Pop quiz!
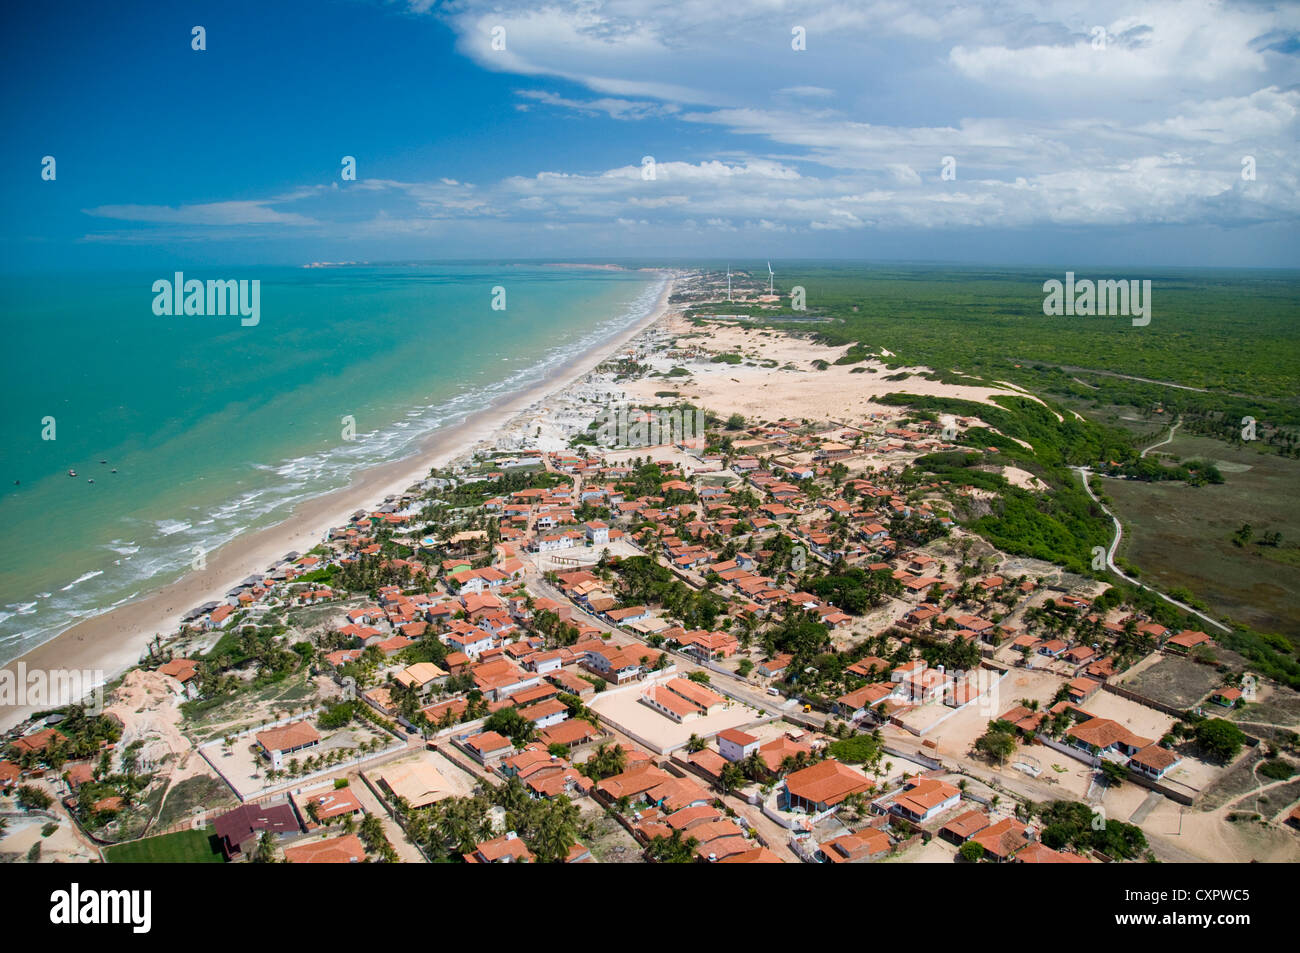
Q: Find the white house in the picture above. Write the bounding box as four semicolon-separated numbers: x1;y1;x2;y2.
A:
890;778;961;823
717;728;761;762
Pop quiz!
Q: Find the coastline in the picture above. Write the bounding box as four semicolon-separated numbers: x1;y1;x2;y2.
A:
0;271;677;731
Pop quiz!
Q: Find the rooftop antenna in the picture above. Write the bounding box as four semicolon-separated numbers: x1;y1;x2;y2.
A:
726;265;732;302
767;261;774;295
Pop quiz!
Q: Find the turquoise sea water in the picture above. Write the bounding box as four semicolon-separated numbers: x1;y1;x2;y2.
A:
0;264;664;662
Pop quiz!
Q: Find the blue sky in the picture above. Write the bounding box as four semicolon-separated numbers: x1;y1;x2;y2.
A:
3;0;1298;269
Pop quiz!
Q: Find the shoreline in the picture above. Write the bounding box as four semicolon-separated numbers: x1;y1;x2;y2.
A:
0;271;677;731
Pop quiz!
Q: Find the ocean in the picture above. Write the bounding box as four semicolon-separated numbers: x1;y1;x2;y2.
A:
0;263;665;663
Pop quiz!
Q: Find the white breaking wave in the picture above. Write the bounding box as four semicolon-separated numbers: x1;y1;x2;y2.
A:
60;570;104;591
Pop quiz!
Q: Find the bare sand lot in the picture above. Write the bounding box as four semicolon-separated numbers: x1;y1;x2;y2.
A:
1078;692;1175;743
908;703;1000;760
994;667;1064;712
1158;752;1226;792
888;835;957;864
1140;795;1300;863
368;748;481;801
1015;744;1097;799
588;681;769;754
1115;653;1222;709
624;318;1047;426
0;813;98;863
529;539;642;573
203;721;396;801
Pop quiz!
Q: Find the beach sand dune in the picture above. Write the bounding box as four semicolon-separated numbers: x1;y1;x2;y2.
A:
623;318;1043;423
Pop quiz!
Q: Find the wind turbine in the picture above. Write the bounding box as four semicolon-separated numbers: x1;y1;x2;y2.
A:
766;261;774;295
726;265;732;302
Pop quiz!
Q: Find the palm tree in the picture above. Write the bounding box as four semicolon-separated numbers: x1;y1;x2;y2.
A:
718;762;745;795
531;796;580;863
251;831;278;863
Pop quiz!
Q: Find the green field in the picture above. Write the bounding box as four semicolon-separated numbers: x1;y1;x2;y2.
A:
104;827;226;864
1104;432;1300;634
689;263;1300;663
713;263;1300;426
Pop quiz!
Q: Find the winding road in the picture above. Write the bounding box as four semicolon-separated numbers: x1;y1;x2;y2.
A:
1073;465;1230;634
1140;416;1181;458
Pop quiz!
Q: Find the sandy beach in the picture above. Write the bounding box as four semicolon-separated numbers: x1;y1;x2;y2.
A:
0;271;677;731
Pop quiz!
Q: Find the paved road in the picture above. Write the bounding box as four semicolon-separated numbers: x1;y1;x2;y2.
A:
522;567;808;718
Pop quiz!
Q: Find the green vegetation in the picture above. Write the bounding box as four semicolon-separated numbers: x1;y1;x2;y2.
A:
975;722;1018;765
611;555;728;629
888;394;1121;574
694;264;1300;651
749;264;1299;423
1037;800;1149;860
156;775;236;829
104;828;225;864
580;743;628;782
646;828;699;863
1102;431;1300;641
1194;718;1247;762
393;777;587;863
185;623;306;705
318;700;360;730
16;785;52;811
5;707;122;771
1100;760;1129;786
826;732;882;765
806;565;902;614
442;467;569;510
483;707;537;747
1259;757;1295;781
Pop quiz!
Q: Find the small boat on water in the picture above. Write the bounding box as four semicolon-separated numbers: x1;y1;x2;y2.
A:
68;469;77;477
88;479;94;484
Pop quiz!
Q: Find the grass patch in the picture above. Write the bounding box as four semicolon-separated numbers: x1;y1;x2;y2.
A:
104;827;225;863
1105;433;1300;636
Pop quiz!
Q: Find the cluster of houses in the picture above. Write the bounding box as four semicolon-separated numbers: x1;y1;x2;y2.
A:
9;401;1260;867
997;700;1183;780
